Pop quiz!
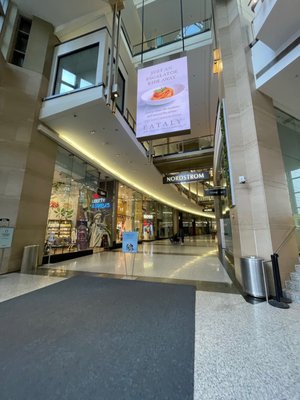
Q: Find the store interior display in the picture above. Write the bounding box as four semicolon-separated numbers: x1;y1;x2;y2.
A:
44;148;192;256
143;217;154;240
116;184;135;243
45;147;114;255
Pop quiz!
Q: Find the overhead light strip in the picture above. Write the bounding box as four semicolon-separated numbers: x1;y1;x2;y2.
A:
59;134;215;219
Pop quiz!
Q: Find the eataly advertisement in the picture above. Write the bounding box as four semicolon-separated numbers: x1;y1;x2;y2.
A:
136;56;191;140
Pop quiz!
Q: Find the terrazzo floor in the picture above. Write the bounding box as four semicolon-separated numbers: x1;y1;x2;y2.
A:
0;236;299;399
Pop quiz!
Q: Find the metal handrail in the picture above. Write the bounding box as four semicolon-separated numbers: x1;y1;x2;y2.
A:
178;185;207;204
274;225;296;255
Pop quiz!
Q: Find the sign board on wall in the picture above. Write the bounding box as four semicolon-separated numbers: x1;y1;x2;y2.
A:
0;227;14;248
91;195;111;209
136;56;191;140
143;214;154;219
204;188;226;196
203;207;215;212
163;171;210;184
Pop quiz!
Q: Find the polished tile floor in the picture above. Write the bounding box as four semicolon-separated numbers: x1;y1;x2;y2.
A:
42;237;232;284
0;236;299;400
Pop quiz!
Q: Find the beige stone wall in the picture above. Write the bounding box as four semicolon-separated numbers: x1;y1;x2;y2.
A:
214;0;298;286
0;62;57;273
0;11;58;273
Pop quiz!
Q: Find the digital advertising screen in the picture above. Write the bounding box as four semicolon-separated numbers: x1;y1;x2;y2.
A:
136;56;191;140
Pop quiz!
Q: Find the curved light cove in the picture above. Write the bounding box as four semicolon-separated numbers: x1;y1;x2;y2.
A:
60;134;215;219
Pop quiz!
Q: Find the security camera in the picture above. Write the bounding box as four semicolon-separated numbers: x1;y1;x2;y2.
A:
238;176;246;184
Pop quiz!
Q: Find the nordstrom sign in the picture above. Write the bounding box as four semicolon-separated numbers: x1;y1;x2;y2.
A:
163;171;210;184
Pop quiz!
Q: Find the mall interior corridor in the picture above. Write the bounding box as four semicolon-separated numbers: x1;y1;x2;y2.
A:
1;0;300;398
0;237;299;399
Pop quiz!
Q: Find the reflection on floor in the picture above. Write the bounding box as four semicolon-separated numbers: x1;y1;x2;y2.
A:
0;236;299;399
42;237;232;286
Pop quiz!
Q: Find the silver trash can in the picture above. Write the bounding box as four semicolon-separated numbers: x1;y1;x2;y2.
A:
240;256;266;298
21;245;39;273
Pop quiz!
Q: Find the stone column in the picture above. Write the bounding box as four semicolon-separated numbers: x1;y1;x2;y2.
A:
0;15;57;273
213;0;298;285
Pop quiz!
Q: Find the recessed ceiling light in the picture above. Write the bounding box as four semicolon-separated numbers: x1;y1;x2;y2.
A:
90;130;96;135
115;154;120;157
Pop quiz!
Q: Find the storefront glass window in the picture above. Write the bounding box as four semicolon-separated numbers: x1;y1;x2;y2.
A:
116;184;135;243
142;197;156;240
277;108;300;251
0;0;8;33
116;184;144;243
133;191;143;240
45;147;114;255
157;204;173;238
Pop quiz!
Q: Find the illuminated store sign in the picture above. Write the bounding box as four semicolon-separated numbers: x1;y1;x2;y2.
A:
163;171;210;184
203;207;215;212
136;56;191;140
143;214;154;219
91;197;111;209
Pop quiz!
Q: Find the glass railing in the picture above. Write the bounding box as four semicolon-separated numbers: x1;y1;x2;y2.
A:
132;18;211;56
175;184;212;205
152;135;214;157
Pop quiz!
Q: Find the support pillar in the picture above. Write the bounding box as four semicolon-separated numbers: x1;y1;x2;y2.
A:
214;0;298;285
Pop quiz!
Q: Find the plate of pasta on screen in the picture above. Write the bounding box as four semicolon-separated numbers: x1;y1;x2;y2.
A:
141;83;185;106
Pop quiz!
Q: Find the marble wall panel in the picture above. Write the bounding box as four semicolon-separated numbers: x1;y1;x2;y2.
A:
242;143;263;183
239;108;258;147
234;186;255;226
222;84;241;115
259;146;290;186
0;197;20;226
264;185;295;227
0;142;29;169
214;0;298;286
3;169;25;197
227;114;245;149
248;184;270;229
